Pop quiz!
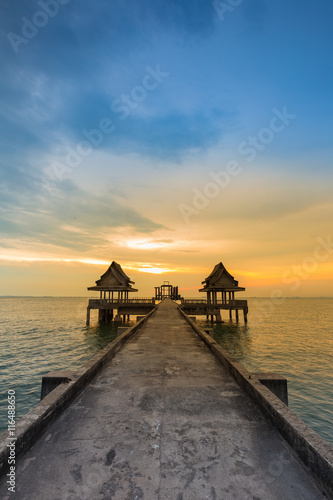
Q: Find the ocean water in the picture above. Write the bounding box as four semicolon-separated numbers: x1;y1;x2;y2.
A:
0;297;332;447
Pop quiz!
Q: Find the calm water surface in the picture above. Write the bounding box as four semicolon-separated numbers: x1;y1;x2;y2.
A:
0;297;332;446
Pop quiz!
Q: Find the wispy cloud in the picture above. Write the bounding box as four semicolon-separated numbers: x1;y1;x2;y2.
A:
0;169;165;254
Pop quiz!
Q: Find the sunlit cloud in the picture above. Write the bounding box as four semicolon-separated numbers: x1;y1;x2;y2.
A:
125;262;195;275
136;265;173;274
0;253;109;266
117;239;174;250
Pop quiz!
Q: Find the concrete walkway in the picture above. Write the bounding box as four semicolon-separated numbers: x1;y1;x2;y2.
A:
0;299;325;499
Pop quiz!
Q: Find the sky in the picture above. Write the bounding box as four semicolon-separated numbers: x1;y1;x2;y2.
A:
0;0;333;297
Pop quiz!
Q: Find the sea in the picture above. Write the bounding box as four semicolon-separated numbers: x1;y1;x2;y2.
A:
0;297;332;446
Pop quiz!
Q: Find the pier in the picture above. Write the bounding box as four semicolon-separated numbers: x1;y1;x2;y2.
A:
1;299;332;499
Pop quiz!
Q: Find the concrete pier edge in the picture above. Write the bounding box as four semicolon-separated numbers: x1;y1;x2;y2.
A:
0;306;158;477
177;305;333;497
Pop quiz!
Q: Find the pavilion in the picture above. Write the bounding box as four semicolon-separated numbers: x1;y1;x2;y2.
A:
86;261;155;324
180;262;248;323
87;261;138;303
199;262;245;305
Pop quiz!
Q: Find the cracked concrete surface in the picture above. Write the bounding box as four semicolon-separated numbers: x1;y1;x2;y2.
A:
0;299;327;499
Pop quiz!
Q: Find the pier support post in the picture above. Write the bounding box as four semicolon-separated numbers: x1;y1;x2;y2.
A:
235;309;239;322
253;373;288;406
229;309;232;320
244;309;248;323
114;314;123;323
41;370;73;400
86;307;90;326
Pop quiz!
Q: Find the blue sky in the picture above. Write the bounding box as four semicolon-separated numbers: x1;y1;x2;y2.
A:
1;0;333;296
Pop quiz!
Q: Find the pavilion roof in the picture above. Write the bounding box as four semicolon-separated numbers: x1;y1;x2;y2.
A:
87;261;138;292
199;262;245;292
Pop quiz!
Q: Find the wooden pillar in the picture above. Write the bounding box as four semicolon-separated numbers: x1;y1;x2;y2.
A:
105;309;112;322
235;309;239;322
98;308;104;322
86;307;90;326
229;309;232;320
244;309;248;323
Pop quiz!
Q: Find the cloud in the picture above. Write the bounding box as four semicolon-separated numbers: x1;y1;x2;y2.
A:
0;167;165;253
0;0;227;166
